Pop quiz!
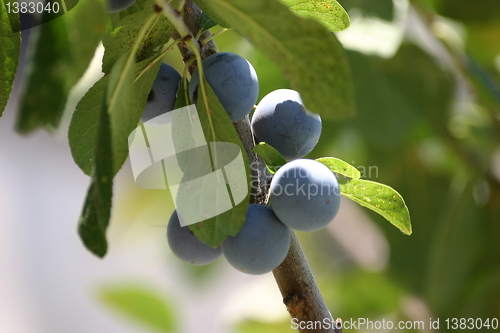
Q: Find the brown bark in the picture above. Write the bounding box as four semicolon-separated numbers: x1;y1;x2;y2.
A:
273;232;342;333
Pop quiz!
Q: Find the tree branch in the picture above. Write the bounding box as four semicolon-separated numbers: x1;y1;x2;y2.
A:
161;1;341;331
274;232;342;333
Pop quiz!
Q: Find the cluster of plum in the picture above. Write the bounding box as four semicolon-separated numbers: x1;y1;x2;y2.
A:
142;52;341;274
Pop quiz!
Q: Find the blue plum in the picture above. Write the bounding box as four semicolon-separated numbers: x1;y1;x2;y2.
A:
270;159;340;231
108;0;136;13
167;210;222;265
222;204;290;275
189;52;259;122
251;89;322;160
141;63;182;124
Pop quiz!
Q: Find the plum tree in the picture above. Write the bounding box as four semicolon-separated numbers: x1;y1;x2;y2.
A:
141;63;181;124
189;52;259;122
167;210;222;265
222;204;290;275
107;0;137;13
251;89;322;160
270;159;340;231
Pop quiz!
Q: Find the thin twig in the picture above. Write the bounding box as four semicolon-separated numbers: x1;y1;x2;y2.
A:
200;27;231;46
135;40;180;82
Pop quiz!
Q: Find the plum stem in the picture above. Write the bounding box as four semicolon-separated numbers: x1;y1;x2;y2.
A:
135;39;180;83
200;27;231;46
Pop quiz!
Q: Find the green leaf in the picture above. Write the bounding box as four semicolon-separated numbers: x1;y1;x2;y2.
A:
185;77;250;247
106;53;137;173
316;157;361;179
102;0;171;74
280;0;350;31
78;92;113;258
76;56;154;255
0;0;20;117
77;51;160;257
108;46;163;175
15;0;105;133
253;142;286;174
199;12;218;34
339;178;412;235
193;0;354;119
69;76;108;175
174;79;190;110
98;284;177;333
69;58;162;176
76;14;164;256
193;0;231;28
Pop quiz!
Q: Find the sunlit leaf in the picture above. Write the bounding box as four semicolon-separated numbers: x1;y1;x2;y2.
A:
339;178;412;235
281;0;350;31
316;157;361;179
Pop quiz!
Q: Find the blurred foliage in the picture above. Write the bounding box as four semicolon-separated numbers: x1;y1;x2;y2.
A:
0;0;20;117
344;45;453;152
338;0;394;21
419;0;500;76
434;0;500;23
15;0;105;133
327;269;403;318
98;284;178;333
236;319;294;333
